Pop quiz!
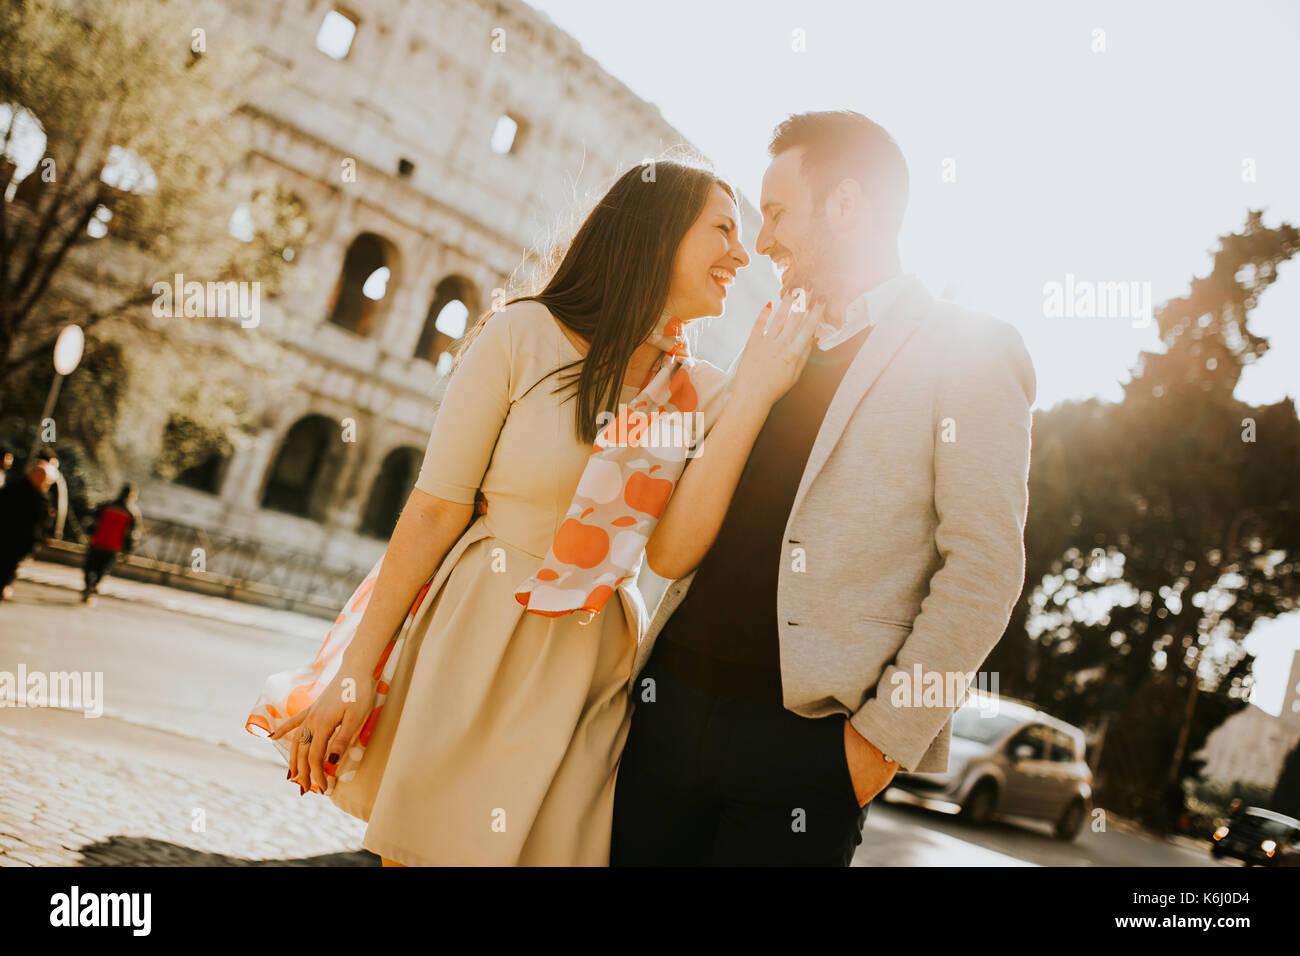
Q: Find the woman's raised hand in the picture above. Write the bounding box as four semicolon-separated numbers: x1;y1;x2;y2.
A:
731;289;824;409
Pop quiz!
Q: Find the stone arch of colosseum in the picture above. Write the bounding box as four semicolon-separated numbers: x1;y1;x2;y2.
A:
414;273;481;367
358;444;425;540
323;230;403;338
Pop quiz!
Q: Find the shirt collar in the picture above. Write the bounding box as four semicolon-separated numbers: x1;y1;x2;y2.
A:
814;272;917;351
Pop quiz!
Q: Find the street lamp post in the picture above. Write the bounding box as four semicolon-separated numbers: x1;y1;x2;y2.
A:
26;323;84;463
27;324;85;540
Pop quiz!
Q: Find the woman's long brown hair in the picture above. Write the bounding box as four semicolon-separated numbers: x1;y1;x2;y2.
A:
452;157;736;444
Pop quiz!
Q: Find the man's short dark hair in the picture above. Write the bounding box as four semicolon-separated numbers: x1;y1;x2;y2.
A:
768;110;909;238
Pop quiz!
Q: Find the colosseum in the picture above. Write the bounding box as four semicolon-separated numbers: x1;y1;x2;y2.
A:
89;0;775;612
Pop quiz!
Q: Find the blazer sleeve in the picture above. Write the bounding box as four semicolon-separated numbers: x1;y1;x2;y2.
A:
413;308;515;504
848;319;1037;771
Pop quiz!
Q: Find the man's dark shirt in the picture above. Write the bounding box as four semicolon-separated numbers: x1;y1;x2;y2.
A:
654;321;873;705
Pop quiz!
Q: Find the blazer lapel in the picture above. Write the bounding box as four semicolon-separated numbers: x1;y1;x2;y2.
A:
786;278;933;522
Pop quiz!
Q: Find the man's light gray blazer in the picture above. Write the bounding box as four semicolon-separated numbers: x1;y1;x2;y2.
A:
630;277;1036;773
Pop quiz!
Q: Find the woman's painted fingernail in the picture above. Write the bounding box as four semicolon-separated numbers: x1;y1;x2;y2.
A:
764;301;772;310
286;768;292;780
328;753;340;764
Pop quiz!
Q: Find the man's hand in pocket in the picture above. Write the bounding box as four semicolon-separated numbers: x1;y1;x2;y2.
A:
844;719;899;807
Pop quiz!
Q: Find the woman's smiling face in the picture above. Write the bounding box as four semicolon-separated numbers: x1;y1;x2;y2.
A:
664;184;751;322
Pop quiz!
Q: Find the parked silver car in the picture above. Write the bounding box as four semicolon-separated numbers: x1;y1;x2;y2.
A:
885;695;1094;840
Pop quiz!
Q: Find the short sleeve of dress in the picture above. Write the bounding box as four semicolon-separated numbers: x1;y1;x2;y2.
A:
413;308;514;503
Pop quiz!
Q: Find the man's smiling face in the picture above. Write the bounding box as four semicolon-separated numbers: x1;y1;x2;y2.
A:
756;146;832;301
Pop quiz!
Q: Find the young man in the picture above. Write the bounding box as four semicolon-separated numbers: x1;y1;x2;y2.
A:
612;110;1037;866
81;483;143;604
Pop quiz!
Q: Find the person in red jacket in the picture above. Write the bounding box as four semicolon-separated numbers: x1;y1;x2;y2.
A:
82;483;142;604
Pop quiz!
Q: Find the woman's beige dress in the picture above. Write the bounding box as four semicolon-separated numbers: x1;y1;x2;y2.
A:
327;302;654;866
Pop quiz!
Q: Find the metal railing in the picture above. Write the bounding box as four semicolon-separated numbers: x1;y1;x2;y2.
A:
39;514;374;618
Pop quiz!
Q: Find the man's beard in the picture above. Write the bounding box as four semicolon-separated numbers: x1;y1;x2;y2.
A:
780;257;824;305
779;224;830;304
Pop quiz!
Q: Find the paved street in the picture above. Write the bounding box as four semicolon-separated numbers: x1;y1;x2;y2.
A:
868;790;1221;867
0;707;371;866
0;560;1226;866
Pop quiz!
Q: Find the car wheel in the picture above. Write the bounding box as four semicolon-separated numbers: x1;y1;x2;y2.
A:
1054;797;1086;841
960;780;997;826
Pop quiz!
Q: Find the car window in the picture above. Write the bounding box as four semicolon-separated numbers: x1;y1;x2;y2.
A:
1007;725;1046;759
1049;729;1076;762
1241;811;1300;837
952;706;1022;744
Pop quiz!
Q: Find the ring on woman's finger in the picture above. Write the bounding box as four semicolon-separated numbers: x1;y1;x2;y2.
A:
299;728;313;744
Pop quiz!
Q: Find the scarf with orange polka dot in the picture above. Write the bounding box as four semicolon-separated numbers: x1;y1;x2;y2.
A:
513;310;732;621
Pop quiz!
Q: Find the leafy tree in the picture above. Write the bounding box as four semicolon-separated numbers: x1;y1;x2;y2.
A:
0;0;310;498
986;211;1300;826
0;0;308;395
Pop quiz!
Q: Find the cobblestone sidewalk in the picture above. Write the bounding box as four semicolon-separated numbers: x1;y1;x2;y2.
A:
0;708;373;866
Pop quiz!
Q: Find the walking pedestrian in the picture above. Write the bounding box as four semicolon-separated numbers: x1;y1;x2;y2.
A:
81;482;143;604
0;450;59;601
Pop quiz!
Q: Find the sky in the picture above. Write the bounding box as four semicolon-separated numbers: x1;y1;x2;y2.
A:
525;0;1300;717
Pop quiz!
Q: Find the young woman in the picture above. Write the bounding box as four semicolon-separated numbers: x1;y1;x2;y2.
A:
258;159;821;865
